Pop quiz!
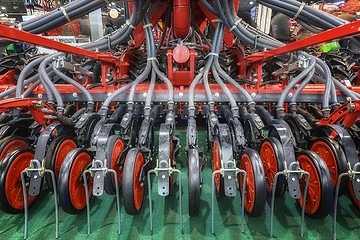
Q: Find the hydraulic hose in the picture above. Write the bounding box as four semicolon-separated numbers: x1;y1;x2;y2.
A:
290;68;315;105
16;56;46;97
277;57;316;112
52;64;94;111
144;69;156;117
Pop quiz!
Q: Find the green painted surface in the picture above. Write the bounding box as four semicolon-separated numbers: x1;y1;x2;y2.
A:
0;126;359;239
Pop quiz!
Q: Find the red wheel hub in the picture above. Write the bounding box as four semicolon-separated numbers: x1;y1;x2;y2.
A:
5;151;36;211
54;139;77;181
110;138;125;188
239;153;255;213
133;151;145;211
297;154;321;215
0;139;29;161
259;141;278;192
311;140;337;186
69;151;93;211
212;140;221;193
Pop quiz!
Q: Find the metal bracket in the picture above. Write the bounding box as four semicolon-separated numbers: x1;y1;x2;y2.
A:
82;168;121;235
284;162;302;199
91;160;106;196
211;168;246;234
223;161;237;197
270;162;310;237
27;159;44;196
21;167;58;239
346;162;360;200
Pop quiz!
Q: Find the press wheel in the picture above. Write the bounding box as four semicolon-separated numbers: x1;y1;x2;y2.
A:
259;137;286;197
45;135;77;192
0;136;29;161
0;149;39;213
296;150;333;218
122;148;145;215
58;148;93;214
310;137;347;194
188;149;201;216
239;149;266;217
104;135;125;195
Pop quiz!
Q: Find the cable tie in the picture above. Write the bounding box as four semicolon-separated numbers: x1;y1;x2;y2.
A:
230;19;242;32
293;2;306;20
205;52;219;59
18;23;22;30
143;23;153;29
60;7;71;22
126;20;136;29
211;19;222;23
147;57;159;64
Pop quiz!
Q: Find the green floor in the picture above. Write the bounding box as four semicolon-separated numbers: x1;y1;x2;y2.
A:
0;126;360;239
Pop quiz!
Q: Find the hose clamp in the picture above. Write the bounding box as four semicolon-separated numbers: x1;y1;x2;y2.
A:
143;23;153;29
211;19;222;23
60;7;71;22
147;57;159;64
230;18;242;32
293;2;306;20
126;20;136;30
205;52;219;59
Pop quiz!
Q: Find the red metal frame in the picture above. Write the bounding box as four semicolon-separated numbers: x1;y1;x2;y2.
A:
242;20;360;65
0;98;55;125
239;20;360;85
317;100;360;128
0;25;117;64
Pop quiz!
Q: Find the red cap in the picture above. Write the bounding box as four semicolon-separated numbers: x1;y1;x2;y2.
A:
173;45;190;64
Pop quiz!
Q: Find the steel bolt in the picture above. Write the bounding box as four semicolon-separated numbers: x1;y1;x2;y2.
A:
291;177;295;182
34;175;38;179
162;175;166;179
72;92;78;98
228;175;232;180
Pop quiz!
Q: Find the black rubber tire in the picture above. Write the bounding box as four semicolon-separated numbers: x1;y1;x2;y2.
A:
0;135;29;161
104;135;125;195
296;150;333;219
310;137;348;196
188;149;201;216
58;148;92;214
0;149;41;213
239;148;267;217
122;148;145;215
259;137;286;198
45;135;77;192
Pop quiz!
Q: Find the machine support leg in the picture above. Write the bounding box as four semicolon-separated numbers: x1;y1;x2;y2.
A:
21;168;58;239
82;168;121;235
148;168;183;232
270;170;310;238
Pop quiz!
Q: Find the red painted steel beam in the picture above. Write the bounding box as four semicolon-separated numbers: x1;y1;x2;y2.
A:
0;98;55;125
317;100;360;127
244;20;360;64
0;25;118;64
